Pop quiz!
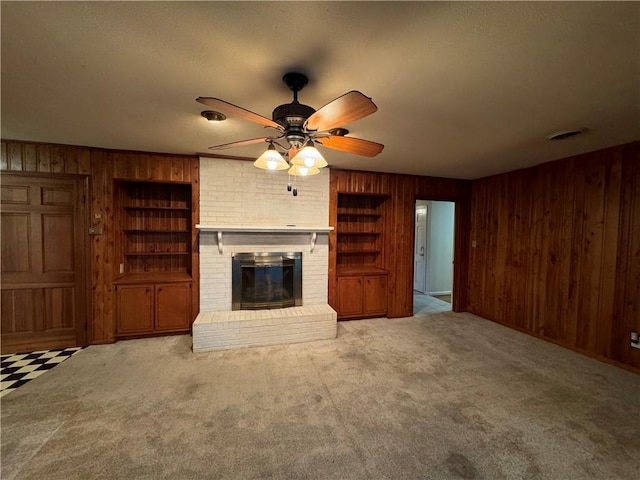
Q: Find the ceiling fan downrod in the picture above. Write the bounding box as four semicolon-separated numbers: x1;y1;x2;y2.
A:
272;73;316;147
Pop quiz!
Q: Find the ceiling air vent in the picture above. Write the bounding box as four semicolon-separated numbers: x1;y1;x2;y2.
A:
545;128;588;141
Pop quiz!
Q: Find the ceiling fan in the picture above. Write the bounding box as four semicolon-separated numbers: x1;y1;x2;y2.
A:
196;72;384;175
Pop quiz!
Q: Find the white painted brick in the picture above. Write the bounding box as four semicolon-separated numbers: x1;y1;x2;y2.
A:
196;158;333;351
198;157;330;312
192;305;337;352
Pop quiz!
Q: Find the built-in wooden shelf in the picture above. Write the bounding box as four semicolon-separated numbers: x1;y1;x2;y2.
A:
114;272;192;285
123;229;190;233
336;266;389;276
124;206;190;211
125;252;190;256
337;249;382;255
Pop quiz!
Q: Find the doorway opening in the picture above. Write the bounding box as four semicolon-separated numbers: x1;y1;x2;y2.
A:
413;200;455;314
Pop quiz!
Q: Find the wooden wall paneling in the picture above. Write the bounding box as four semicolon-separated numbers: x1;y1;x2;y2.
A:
540;163;560;340
467;181;486;315
113;152;137;179
23;143;37;172
613;146;640;367
596;155;623;359
0;142;7;170
78;149;91;175
575;153;609;354
51;144;65;173
36;143;52;172
0;141;92;175
552;160;577;345
506;171;530;330
61;145;78;174
386;174;415;318
7;142;23;171
1;140;200;344
468;142;639;371
89;149;115;343
333;168;391;195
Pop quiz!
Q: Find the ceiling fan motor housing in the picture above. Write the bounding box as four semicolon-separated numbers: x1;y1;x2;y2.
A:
272;103;316;147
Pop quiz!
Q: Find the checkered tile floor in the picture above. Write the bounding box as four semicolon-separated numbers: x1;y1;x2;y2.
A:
0;347;83;398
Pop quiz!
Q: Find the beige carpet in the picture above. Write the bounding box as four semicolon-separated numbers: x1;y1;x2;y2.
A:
2;311;639;479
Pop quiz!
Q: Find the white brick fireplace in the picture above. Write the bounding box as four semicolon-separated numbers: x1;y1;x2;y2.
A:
193;158;337;351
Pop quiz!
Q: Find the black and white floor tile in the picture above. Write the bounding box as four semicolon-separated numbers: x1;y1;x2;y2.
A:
0;347;83;398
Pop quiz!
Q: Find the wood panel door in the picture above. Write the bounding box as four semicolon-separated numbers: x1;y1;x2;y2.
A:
1;174;89;353
336;276;363;317
413;204;427;293
363;276;388;315
155;283;191;332
116;285;154;335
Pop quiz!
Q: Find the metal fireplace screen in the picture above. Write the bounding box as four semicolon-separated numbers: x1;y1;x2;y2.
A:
231;252;302;310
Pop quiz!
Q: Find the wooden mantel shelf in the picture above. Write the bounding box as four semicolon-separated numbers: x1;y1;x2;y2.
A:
196;224;334;253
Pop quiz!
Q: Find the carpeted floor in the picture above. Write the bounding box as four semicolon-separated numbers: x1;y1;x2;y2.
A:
1;311;639;480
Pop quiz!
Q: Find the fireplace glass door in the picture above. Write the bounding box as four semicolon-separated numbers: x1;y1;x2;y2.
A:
232;252;302;310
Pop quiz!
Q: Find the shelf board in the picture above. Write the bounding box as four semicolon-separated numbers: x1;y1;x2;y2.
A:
125;252;191;256
337;249;381;255
124;206;190;211
336;266;389;276
337;212;382;218
123;229;190;233
114;272;192;284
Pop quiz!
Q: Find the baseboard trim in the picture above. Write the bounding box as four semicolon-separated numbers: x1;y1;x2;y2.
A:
428;291;452;296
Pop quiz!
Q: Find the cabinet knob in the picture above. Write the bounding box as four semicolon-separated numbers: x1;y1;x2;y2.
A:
145;288;150;293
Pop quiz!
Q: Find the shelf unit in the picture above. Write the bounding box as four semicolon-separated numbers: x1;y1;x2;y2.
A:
336;193;389;275
113;181;194;337
115;181;193;277
333;192;390;319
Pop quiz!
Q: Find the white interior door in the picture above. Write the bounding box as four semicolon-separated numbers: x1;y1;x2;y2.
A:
413;205;427;293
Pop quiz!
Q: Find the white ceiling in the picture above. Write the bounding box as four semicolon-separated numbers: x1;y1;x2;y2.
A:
2;2;638;179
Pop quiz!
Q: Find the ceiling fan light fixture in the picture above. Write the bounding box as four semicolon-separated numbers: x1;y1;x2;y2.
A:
288;164;320;176
254;143;289;170
201;110;226;122
328;128;349;136
290;141;328;169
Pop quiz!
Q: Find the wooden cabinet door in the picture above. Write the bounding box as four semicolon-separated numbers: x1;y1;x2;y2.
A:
363;276;388;315
336;276;363;317
116;285;154;335
155;283;191;331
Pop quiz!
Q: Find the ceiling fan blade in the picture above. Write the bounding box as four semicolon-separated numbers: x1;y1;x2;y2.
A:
317;136;384;157
208;137;271;150
197;97;281;129
304;91;377;132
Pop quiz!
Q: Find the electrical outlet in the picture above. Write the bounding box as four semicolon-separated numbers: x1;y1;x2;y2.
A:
119;263;125;274
631;332;640;349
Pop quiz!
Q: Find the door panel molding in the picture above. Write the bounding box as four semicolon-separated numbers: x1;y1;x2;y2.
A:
1;173;89;353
